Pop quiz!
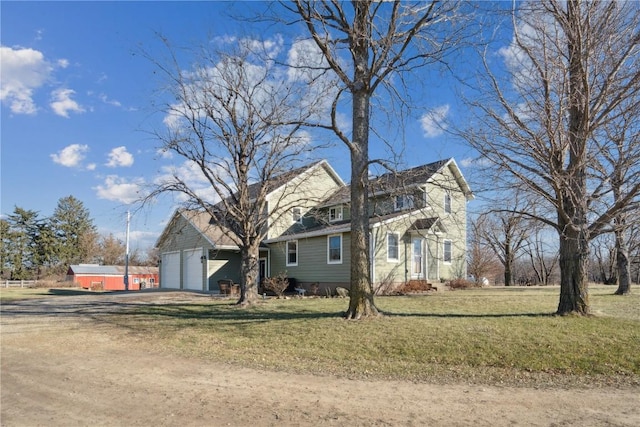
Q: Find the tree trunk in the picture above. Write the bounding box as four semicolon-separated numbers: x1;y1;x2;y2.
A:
504;247;513;286
237;244;260;306
345;132;379;319
345;0;380;320
614;228;631;295
557;228;590;315
556;0;590;316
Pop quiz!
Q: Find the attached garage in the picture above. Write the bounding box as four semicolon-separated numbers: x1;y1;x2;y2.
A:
183;248;204;291
161;251;180;289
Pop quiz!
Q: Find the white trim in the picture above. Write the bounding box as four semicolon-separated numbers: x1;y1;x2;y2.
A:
443;239;452;264
444;192;452;214
329;205;343;222
292;207;302;224
386;232;399;262
327;234;343;264
286;240;298;267
412;237;424;278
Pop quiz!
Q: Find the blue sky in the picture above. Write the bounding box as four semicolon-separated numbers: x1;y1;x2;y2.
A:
1;1;490;253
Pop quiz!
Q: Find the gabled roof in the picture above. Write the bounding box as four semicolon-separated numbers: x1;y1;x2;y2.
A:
155;209;241;250
215;159;344;209
320;158;473;206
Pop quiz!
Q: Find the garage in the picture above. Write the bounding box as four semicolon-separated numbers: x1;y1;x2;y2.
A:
183;248;204;291
161;251;180;289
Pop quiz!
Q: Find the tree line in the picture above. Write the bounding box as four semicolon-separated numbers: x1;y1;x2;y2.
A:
0;196;156;281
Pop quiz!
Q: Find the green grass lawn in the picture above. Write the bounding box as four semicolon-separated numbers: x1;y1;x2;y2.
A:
100;285;639;387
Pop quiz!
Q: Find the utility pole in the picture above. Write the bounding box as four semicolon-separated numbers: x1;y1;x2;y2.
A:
124;210;130;291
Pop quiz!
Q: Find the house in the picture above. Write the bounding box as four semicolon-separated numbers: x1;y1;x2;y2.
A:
155;160;345;291
67;264;159;291
156;158;473;293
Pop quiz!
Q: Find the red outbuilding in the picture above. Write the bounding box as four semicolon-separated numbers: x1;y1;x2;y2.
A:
67;264;159;291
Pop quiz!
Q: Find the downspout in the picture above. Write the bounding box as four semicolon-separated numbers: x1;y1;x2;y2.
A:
369;233;376;288
404;239;408;284
436;235;440;281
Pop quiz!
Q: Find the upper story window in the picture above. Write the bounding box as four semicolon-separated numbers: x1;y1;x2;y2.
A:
443;239;452;264
387;233;399;262
327;234;343;264
394;194;414;212
329;206;343;222
444;193;452;214
292;207;302;224
286;240;298;266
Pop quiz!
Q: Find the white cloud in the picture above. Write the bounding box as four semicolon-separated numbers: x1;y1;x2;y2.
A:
106;146;134;168
420;104;450;138
94;175;143;204
156;148;173;159
460;157;492;168
287;39;328;82
57;58;69;68
50;144;90;168
154;160;221;204
99;93;122;107
50;88;85;117
0;46;53;115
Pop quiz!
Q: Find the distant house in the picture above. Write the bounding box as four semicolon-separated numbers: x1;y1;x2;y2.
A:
67;264;159;291
156;158;473;294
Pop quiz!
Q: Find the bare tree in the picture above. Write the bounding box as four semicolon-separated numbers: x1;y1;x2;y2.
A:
146;36;334;306
474;207;529;287
594;103;640;294
461;1;640;314
285;0;467;319
468;215;503;285
521;224;559;286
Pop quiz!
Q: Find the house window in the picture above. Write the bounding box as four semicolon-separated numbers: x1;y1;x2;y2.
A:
387;233;399;261
329;206;343;222
394;194;414;211
292;207;302;224
443;239;452;264
327;234;342;264
444;193;452;214
286;240;298;266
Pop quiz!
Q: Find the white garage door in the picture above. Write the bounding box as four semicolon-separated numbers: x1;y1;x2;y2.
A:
161;251;180;289
183;248;203;291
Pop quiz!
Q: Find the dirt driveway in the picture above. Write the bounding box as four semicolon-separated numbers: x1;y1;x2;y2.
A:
2;291;639;426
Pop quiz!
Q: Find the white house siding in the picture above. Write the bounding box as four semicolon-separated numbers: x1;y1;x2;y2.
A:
267;165;343;240
426;165;468;280
370;223;407;289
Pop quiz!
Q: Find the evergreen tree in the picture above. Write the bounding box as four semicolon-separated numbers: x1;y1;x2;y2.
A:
50;196;99;272
5;207;40;279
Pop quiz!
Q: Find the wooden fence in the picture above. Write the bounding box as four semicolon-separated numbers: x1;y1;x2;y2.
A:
2;280;37;288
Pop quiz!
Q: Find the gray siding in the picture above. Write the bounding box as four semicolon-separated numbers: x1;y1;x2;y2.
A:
271;233;351;289
207;251;241;291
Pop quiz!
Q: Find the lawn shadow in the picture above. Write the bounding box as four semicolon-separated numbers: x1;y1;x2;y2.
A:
382;311;556;319
47;289;97;297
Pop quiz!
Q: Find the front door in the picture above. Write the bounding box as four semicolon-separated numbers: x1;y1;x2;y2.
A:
259;258;267;285
412;238;423;278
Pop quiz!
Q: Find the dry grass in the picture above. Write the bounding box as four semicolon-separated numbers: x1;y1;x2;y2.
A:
88;284;640;388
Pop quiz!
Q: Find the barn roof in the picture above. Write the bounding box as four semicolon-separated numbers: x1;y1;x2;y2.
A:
68;264;158;275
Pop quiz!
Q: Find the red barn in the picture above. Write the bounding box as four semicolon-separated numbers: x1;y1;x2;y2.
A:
67;264;159;291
